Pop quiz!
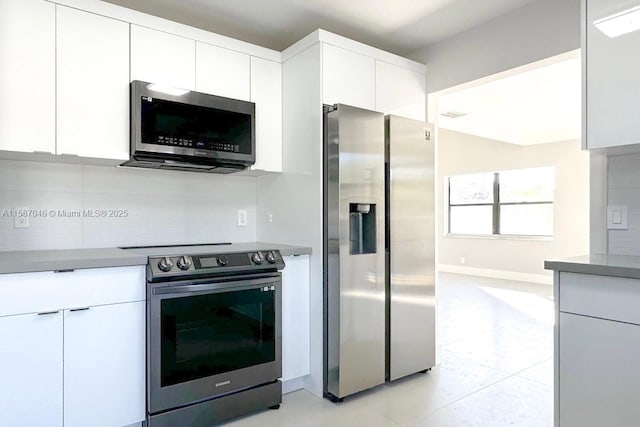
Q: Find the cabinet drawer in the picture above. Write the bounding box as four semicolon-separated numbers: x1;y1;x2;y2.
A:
559;272;640;325
0;266;145;317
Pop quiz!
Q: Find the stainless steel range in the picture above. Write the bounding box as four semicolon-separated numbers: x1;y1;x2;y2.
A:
123;244;284;427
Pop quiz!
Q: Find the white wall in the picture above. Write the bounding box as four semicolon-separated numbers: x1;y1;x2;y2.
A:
410;0;580;95
438;130;589;282
0;159;257;250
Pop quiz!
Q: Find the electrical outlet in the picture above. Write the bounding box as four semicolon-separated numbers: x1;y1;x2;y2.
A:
14;208;29;229
460;257;465;265
237;209;248;227
268;212;273;223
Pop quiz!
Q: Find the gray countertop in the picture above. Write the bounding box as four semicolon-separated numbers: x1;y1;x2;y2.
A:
121;242;312;258
0;242;312;275
0;248;148;275
545;254;640;279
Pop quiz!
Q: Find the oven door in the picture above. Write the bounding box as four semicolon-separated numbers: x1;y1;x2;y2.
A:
148;273;282;415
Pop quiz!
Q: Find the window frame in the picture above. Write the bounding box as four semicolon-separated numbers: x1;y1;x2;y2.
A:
447;169;554;237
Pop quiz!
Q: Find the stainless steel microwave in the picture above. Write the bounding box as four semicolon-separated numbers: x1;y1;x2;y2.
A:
122;80;255;173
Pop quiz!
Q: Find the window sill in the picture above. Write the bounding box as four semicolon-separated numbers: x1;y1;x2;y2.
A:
445;233;554;242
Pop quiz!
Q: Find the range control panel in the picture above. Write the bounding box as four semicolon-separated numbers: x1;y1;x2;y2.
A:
148;250;284;282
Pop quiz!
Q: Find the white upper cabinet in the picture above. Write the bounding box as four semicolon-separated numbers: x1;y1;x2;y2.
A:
56;6;130;160
0;0;55;154
585;0;640;149
322;44;375;110
131;25;196;90
375;60;425;121
196;42;250;100
250;57;282;172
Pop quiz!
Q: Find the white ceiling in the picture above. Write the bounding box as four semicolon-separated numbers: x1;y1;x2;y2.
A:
436;55;581;145
102;0;537;55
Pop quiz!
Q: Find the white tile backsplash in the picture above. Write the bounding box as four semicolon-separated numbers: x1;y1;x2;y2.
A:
81;192;187;247
0;160;83;193
608;153;640;255
608;155;640;190
0;189;83;250
0;160;257;250
82;165;187;195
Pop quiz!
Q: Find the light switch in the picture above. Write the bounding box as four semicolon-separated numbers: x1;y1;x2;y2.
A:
612;209;622;224
607;205;628;230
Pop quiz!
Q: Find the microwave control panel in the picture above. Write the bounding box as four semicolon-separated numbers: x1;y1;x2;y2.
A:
154;136;240;153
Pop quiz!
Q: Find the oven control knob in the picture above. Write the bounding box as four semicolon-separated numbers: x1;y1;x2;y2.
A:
217;255;229;266
252;252;263;264
177;256;192;270
157;257;173;272
265;252;276;264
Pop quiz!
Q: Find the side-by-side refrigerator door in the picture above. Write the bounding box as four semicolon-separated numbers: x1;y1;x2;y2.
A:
326;104;386;399
386;116;436;381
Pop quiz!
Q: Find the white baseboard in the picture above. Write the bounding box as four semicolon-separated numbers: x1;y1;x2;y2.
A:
282;376;306;394
438;264;553;285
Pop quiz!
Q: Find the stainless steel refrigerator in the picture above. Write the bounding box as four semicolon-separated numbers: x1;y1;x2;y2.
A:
385;115;436;382
323;104;435;401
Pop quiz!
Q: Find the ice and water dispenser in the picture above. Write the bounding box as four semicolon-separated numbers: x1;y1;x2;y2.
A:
349;203;377;255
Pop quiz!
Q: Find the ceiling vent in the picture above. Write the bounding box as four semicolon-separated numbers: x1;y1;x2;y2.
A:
440;111;468;119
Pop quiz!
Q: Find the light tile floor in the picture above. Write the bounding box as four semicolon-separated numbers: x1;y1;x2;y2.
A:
226;273;554;427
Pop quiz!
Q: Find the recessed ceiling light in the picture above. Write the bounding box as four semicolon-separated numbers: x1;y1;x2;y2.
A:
440;111;468;119
594;5;640;38
146;83;190;96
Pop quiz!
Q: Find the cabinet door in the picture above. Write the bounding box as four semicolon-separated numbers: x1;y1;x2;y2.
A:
64;302;145;427
559;312;640;426
251;57;283;172
131;25;195;90
281;255;310;381
586;0;640;148
196;42;250;100
322;44;375;110
0;312;62;427
375;60;425;121
56;6;130;159
0;0;55;154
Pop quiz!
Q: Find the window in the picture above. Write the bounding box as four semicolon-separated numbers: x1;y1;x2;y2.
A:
448;167;554;237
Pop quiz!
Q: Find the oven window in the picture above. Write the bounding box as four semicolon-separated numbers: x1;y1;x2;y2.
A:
160;286;276;387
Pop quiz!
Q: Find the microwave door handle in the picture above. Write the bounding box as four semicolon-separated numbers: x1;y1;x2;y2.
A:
162;160;213;169
153;277;277;296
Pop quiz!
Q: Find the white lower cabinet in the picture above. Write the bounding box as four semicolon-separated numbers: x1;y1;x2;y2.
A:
0;311;63;427
281;255;310;382
559;312;640;427
0;267;145;427
64;302;145;427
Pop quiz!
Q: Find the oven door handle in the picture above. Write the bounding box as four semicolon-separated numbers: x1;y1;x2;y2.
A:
153;276;278;296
